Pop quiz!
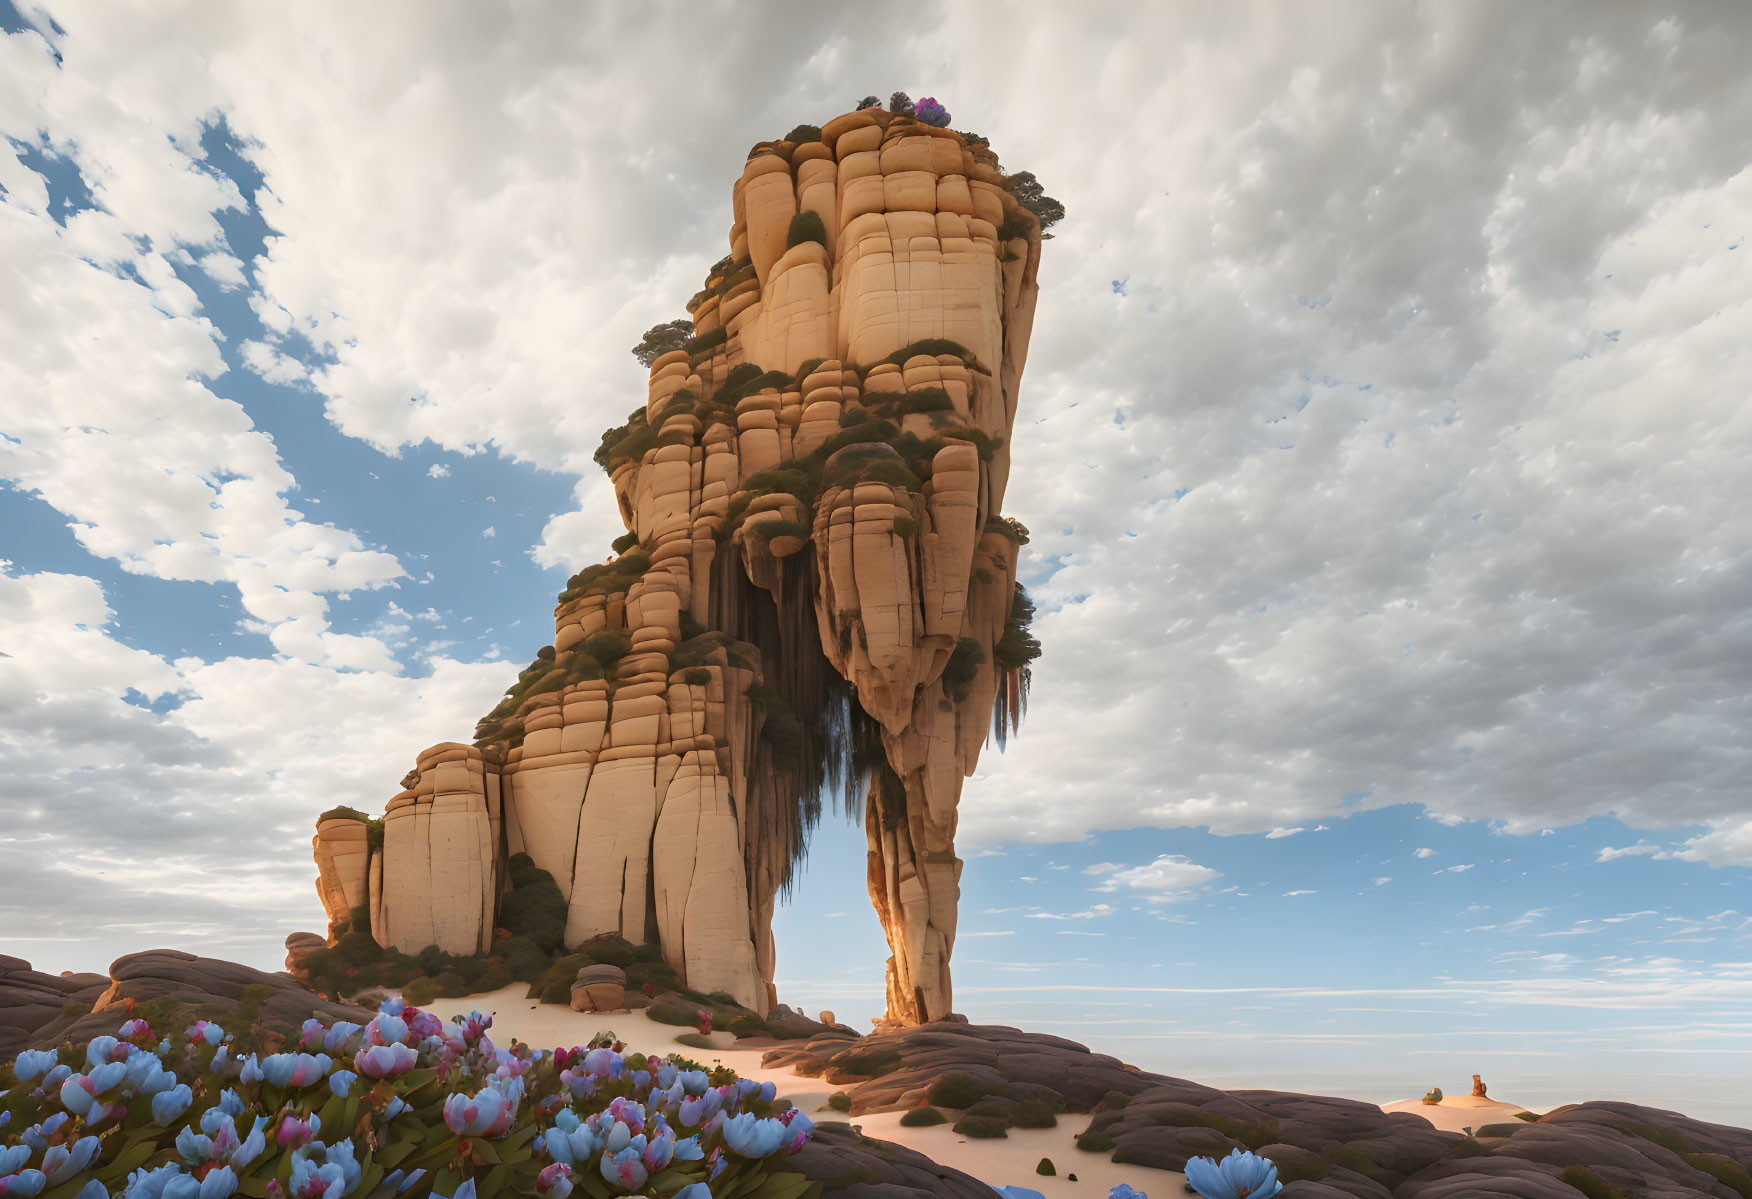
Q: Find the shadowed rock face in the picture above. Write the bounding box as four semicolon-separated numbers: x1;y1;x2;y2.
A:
763;1022;1752;1198
790;1121;999;1198
312;106;1045;1024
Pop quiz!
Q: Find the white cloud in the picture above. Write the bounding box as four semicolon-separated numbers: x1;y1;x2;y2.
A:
1415;848;1437;859
0;566;507;972
481;526;496;539
1094;855;1222;902
1265;827;1306;839
426;464;450;479
1598;842;1667;862
1283;890;1316;897
4;3;1752;980
1372;877;1391;886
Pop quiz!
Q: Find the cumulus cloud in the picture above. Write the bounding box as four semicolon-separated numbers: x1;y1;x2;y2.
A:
426;464;450;479
1598;842;1667;862
941;5;1752;861
1093;854;1223;902
1414;848;1438;859
0;565;507;973
0;26;405;668
4;1;1751;978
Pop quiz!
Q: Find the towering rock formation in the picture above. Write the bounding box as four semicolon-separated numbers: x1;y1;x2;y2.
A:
311;104;1045;1024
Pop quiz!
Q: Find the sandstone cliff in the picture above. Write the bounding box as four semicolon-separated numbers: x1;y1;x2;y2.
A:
312;103;1045;1024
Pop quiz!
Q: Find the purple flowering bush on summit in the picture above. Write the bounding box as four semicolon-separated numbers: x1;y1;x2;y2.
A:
0;999;817;1199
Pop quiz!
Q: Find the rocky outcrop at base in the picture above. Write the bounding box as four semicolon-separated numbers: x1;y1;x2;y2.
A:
3;951;374;1053
791;1121;999;1198
0;955;109;1057
764;1022;1752;1198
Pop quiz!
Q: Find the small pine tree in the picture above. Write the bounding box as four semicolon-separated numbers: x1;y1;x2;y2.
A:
630;319;695;367
889;91;914;116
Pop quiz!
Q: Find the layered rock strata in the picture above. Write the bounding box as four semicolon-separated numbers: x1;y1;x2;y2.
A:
312;104;1044;1022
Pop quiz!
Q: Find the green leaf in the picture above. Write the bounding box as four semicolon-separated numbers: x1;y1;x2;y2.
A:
502;1123;540;1154
237;1176;270;1199
377;1138;417;1169
481;1163;512;1195
97;1137;160;1181
472;1138;502;1165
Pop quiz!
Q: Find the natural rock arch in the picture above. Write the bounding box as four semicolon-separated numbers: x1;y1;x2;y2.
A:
311;104;1044;1025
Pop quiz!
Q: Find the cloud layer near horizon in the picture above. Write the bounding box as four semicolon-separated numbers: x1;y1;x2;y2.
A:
1;1;1748;973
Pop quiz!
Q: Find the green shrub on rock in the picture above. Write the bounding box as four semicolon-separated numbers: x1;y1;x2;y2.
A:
925;1071;989;1109
899;1106;947;1127
953;1114;1009;1138
828;1092;852;1112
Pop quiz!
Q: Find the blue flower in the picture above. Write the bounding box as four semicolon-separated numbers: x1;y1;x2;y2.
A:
121;1163;185;1199
0;1170;47;1197
152;1084;194;1126
722;1112;787;1158
329;1070;358;1098
0;1147;30;1176
1109;1186;1149;1199
433;1181;474;1199
174;1126;214;1165
197;1167;238;1199
996;1189;1047;1199
1184;1149;1281;1199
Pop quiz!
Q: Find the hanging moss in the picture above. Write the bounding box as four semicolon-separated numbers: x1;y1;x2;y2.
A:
685;326;728;357
941;637;986;700
746;519;813;544
992;583;1041;749
892;387;954;414
881;337;990;375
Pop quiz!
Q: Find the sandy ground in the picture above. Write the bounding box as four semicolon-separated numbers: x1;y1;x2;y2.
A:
1379;1093;1540;1135
423;987;1545;1193
423;986;1183;1196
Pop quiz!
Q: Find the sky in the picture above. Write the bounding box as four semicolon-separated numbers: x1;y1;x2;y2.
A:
2;0;1750;1125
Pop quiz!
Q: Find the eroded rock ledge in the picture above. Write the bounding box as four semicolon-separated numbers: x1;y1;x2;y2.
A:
764;1022;1752;1198
2;951;373;1054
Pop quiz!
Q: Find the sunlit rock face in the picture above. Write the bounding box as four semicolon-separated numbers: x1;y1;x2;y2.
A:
312;105;1043;1022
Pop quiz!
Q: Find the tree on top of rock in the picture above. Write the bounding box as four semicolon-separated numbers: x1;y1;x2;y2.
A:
1003;171;1066;236
630;318;694;367
889;91;915;116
